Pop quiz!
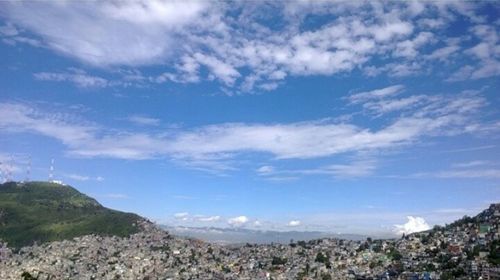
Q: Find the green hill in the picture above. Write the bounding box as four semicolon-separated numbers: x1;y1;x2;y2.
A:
0;181;142;248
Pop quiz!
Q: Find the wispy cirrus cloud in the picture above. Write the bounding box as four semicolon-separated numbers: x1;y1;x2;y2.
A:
256;160;376;180
127;115;160;126
348;85;405;104
435;169;500;179
404;160;500;179
65;173;104;182
0;86;496;175
34;69;109;88
452;160;491;168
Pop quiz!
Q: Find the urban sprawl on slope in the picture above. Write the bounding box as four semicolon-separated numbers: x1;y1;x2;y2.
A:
1;204;499;280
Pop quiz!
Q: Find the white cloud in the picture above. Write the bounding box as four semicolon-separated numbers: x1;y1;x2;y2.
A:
0;103;97;148
0;23;18;36
411;161;500;179
393;32;435;58
174;212;189;221
362;95;427;115
306;161;377;178
2;1;209;66
426;45;460;61
127;115;160;126
65;173;104;182
196;215;221;222
348;85;405;103
436;169;500;179
227;215;249;226
447;24;500;81
452;160;491;168
3;2;496;91
0;90;493;172
288;220;301;227
34;70;108;88
394;216;431;235
269;159;376;179
446;65;475;82
192;53;240;86
0;22;41;47
256;165;274;175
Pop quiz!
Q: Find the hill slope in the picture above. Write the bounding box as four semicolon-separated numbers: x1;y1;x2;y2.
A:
0;181;142;248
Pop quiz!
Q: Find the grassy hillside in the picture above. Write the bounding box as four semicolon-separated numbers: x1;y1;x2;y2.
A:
0;181;142;248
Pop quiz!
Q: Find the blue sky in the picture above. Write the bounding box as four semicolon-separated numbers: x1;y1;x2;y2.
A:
0;1;499;236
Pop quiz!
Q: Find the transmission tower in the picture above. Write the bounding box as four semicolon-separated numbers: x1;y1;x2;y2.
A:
6;156;14;182
48;158;54;182
25;156;31;182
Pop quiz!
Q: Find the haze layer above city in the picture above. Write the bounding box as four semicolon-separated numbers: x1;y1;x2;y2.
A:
0;1;499;237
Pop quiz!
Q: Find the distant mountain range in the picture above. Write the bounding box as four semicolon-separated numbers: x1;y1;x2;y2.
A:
0;181;142;248
162;225;369;245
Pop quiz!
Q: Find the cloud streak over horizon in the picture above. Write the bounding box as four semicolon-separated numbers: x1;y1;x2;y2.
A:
0;86;495;179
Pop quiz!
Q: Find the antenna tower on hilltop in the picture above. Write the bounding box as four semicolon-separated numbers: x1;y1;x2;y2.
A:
6;156;14;182
25;156;31;182
48;158;54;182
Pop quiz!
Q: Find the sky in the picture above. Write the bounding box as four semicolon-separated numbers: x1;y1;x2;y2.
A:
0;1;499;237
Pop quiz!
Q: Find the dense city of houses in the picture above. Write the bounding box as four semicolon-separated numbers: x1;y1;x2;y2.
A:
1;204;499;280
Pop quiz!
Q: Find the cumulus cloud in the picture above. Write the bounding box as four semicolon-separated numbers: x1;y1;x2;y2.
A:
196;215;221;222
288;220;301;227
394;216;431;235
227;216;249;226
174;212;189;221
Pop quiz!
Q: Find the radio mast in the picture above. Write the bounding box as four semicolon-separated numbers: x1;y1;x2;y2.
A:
48;158;54;182
6;156;14;182
25;156;31;182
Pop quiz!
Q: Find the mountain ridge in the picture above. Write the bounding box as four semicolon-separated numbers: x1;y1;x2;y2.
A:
163;225;369;245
